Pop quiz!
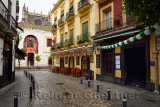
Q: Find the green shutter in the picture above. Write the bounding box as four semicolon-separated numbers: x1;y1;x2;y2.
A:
82;21;88;42
55;38;56;44
70;29;73;45
61;34;63;47
61;10;64;16
70;1;73;9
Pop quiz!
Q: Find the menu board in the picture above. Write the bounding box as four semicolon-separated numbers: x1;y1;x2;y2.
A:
96;55;100;68
90;55;93;63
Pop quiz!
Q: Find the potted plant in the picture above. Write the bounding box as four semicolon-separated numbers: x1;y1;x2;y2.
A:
57;45;61;49
65;43;70;47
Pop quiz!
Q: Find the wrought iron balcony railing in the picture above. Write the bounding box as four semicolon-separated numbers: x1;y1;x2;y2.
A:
0;0;9;24
58;17;64;25
95;14;136;33
76;32;91;44
9;15;17;33
78;0;90;11
66;8;74;19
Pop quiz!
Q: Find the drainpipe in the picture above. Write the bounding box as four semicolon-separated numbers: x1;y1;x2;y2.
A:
152;52;159;94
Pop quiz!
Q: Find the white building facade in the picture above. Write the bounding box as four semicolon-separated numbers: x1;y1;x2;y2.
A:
0;0;20;88
16;5;52;68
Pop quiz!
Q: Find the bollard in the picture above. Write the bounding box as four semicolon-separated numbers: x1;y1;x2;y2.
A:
108;88;111;100
123;96;127;107
14;93;18;107
88;79;90;87
31;74;33;82
97;84;99;92
30;83;32;99
32;80;35;90
81;77;83;84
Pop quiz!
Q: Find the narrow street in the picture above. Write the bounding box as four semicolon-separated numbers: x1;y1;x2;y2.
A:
29;70;113;107
0;70;160;107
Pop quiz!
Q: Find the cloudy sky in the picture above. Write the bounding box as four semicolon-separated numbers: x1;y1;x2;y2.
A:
18;0;58;22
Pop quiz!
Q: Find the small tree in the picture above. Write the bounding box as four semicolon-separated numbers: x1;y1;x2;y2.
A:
122;0;160;27
35;55;41;68
15;48;27;70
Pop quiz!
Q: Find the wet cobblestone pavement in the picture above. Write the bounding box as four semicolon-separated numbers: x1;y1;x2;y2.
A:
29;71;113;107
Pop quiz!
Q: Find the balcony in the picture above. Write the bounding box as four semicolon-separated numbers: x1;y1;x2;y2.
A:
58;17;65;27
76;32;91;45
0;0;9;28
52;24;57;33
66;8;75;22
5;15;17;37
78;0;90;13
64;39;75;48
95;14;137;34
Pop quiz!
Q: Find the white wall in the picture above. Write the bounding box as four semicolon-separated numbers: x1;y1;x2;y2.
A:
2;0;17;19
16;29;52;67
0;38;4;76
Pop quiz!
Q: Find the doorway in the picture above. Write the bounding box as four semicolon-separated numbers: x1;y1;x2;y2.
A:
125;47;146;88
81;56;90;76
28;53;34;66
69;56;74;68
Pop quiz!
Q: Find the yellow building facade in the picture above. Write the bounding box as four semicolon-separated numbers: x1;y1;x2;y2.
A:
51;0;97;79
92;0;160;92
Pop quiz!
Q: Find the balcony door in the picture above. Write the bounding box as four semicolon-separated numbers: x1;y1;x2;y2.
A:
82;21;88;42
70;29;73;45
105;9;112;28
61;34;64;47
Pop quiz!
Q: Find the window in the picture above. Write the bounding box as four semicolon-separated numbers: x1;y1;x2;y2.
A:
115;54;121;69
47;39;52;47
34;19;42;25
103;50;114;74
70;29;73;45
76;56;79;65
70;1;73;10
65;57;68;64
156;37;160;50
61;10;64;21
27;40;34;48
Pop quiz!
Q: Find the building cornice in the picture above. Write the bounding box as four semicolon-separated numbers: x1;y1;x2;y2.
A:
51;0;65;14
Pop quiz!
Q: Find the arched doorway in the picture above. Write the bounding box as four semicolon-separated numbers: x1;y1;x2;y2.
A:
24;35;38;66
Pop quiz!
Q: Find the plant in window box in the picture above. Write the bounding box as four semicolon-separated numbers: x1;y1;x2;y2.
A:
76;40;84;44
57;45;61;49
50;45;55;51
64;43;70;47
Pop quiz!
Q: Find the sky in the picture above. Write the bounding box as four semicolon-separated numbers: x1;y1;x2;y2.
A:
18;0;58;22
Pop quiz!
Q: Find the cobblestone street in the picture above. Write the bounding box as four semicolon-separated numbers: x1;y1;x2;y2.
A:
1;70;160;107
29;70;113;107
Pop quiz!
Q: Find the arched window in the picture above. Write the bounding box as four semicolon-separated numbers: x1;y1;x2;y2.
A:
34;19;42;25
27;40;34;48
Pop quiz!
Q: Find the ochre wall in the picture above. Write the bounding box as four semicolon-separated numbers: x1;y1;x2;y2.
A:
149;33;160;84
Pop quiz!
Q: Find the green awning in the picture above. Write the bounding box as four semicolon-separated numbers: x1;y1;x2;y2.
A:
93;29;140;42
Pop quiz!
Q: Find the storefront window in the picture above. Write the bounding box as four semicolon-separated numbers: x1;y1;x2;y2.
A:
115;54;121;69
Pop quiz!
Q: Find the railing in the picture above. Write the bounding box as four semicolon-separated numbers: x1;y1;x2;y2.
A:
9;15;17;33
95;14;136;33
64;39;74;47
78;0;90;11
0;0;9;23
66;8;74;19
76;32;91;44
58;17;64;25
52;23;57;32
